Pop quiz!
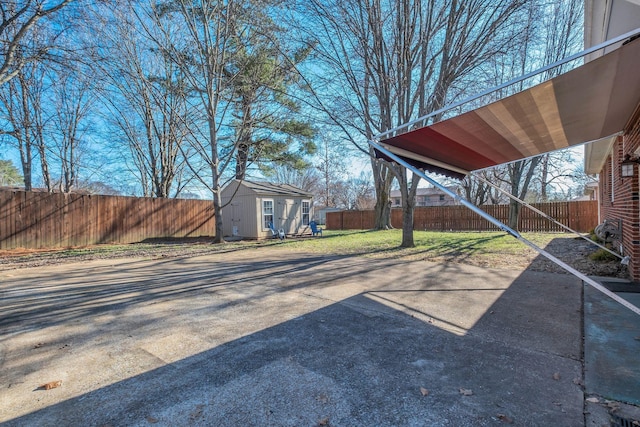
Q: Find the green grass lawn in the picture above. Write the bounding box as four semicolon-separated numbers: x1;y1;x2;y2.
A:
271;229;567;261
1;229;573;270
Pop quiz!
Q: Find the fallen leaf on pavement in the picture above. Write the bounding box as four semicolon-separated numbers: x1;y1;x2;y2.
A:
420;387;429;396
552;372;561;380
317;417;329;426
459;388;473;396
497;413;513;423
39;380;62;390
586;397;599;403
146;416;158;424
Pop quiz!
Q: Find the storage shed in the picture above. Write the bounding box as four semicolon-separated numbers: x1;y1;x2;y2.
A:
221;180;315;239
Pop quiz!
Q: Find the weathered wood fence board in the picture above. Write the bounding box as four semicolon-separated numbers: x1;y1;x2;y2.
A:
0;189;216;250
326;200;598;233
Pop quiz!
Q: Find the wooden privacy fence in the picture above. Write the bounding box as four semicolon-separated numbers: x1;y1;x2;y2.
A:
0;189;216;250
326;200;598;233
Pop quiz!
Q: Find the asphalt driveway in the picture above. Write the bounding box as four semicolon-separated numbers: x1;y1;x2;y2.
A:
1;247;585;426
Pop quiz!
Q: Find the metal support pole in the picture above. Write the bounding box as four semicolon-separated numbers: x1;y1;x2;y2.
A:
472;172;628;264
369;139;640;316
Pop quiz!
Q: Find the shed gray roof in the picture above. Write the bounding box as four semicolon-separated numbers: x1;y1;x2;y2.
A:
240;180;313;198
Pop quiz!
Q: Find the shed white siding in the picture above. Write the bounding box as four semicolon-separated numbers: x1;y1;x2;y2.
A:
221;180;313;239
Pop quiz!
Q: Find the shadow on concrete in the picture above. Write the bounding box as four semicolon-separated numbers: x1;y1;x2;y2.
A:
0;238;594;426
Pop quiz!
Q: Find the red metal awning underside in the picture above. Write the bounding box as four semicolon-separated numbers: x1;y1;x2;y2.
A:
377;37;640;179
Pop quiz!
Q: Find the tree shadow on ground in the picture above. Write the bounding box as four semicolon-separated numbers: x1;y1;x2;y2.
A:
1;242;587;426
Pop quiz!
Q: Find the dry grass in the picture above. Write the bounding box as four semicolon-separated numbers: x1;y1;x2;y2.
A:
0;229;627;277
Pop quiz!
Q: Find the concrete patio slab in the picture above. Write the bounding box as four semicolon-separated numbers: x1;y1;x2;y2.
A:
584;284;640;406
0;249;587;426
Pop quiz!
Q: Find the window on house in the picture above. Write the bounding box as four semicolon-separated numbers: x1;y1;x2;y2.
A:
263;199;274;229
439;195;445;201
302;201;310;225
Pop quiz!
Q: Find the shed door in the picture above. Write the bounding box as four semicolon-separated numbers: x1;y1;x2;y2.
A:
231;202;242;236
281;200;298;235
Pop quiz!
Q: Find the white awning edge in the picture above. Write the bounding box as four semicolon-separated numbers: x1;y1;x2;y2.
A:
379;143;470;176
584;134;619;174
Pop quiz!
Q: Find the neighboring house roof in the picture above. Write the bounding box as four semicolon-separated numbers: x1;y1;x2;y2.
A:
390;187;456;198
235;180;313;198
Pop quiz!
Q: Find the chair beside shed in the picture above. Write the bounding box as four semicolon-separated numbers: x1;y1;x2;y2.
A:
309;221;323;237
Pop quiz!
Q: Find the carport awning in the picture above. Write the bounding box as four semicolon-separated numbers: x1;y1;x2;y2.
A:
377;37;640;179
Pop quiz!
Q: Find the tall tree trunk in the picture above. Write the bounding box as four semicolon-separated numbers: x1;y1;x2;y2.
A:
396;167;419;247
18;139;32;191
507;158;540;230
208;94;224;243
540;154;549;201
235;141;249;180
507;200;521;231
371;151;393;229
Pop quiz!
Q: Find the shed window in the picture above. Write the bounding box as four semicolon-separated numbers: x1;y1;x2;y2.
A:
302;201;310;225
263;199;274;229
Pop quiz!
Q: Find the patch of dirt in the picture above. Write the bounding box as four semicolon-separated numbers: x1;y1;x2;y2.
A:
0;236;630;279
527;237;629;279
0;239;247;271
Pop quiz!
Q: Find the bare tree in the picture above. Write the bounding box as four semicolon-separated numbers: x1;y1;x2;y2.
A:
264;164;321;194
502;0;583;225
314;138;348;207
333;172;375;210
0;58;49;191
146;0;241;243
460;169;508;206
302;0;527;246
535;0;583;203
534;150;581;201
505;158;541;229
92;2;194;198
0;0;73;86
48;70;94;193
155;0;319;241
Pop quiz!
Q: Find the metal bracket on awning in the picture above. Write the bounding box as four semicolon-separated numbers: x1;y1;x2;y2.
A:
379;143;470;176
369;139;640;316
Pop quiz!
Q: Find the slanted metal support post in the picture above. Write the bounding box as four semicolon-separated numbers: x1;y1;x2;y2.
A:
369;139;640;316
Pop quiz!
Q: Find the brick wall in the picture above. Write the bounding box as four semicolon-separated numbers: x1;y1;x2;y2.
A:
599;108;640;280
